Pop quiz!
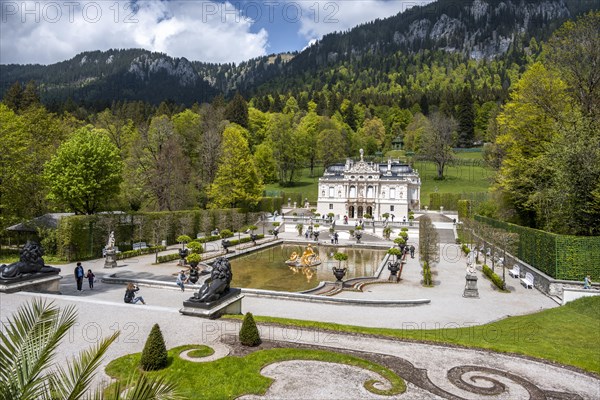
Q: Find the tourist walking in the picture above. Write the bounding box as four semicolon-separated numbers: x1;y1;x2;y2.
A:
334;232;339;244
124;283;145;304
584;275;592;289
409;245;415;258
74;262;84;292
86;269;95;289
176;270;188;292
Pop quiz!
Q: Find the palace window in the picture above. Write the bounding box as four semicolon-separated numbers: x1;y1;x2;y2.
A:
349;186;356;197
329;204;333;210
366;186;374;198
390;205;395;211
329;187;334;197
390;188;396;199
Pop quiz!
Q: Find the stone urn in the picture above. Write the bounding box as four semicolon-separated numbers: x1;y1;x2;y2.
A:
388;260;400;282
188;266;199;284
178;248;189;265
222;239;231;253
332;266;347;282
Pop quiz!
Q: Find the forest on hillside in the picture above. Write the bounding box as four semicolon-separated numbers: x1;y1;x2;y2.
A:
0;12;598;237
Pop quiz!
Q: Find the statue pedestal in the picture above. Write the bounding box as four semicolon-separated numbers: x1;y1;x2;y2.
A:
0;273;62;294
180;288;243;319
463;273;479;298
104;249;118;269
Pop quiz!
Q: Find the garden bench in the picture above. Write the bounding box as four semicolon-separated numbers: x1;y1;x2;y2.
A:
132;242;148;251
508;264;520;278
521;272;534;289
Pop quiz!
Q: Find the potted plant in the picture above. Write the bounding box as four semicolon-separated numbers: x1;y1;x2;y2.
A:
394;237;406;252
186;253;202;283
187;241;204;255
387;248;403;281
186;253;202;268
176;235;192;250
296;223;304;236
332;252;348;282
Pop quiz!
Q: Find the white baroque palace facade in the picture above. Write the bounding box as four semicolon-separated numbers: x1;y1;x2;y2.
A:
316;150;421;221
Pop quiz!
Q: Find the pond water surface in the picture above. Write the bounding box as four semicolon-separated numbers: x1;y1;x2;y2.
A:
229;244;388;292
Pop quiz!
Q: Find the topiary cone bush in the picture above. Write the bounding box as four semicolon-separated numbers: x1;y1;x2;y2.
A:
140;323;168;371
239;312;261;347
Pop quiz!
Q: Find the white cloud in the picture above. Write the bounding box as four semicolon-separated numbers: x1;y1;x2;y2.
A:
0;1;269;64
297;0;433;42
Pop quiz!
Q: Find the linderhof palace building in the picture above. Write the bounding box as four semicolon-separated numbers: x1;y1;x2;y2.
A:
316;150;421;221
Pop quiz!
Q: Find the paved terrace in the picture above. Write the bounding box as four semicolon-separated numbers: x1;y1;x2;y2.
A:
2;225;596;399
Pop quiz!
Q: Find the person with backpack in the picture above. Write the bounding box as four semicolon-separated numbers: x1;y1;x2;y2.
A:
409;245;415;259
124;283;145;304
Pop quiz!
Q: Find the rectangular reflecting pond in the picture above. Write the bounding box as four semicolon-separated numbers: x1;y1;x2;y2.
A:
229;244;388;292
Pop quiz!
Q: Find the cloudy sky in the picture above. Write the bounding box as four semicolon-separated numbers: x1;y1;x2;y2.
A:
0;0;432;65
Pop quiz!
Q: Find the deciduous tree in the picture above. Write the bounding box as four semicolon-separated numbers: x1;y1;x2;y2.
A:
44;126;123;214
208;124;263;209
419;112;456;179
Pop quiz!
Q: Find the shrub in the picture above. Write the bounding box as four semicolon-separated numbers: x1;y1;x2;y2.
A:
296;224;304;236
187;241;204;254
399;231;408;240
483;264;507;291
140;324;168;371
394;237;406;246
176;235;192;244
401;227;408;232
220;229;234;238
422;262;432;286
239;312;261;346
247;225;258;232
383;226;392;240
461;244;470;255
186;253;202;265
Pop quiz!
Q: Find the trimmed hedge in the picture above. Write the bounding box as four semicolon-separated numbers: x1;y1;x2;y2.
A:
228;234;265;246
56;209;261;261
475;215;600;281
457;200;471;220
483;264;506;291
256;196;283;213
115;245;166;260
461;244;470;255
430;192;488;211
156;253;181;264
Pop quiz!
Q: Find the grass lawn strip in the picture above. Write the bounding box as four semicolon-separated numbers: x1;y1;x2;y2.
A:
185;345;214;358
105;346;406;399
224;296;600;375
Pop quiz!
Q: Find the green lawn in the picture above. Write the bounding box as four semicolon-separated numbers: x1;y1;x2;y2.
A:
105;345;406;399
226;296;600;375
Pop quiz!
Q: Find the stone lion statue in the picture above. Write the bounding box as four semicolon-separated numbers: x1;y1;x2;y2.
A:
190;257;232;303
0;241;60;279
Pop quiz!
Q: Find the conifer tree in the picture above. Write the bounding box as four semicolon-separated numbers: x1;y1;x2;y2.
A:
225;92;249;128
239;312;261;346
140;324;168;371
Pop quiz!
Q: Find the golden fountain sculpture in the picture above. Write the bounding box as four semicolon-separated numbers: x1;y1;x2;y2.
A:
286;244;321;267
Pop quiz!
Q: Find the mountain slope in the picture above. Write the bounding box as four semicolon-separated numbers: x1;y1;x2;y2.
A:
1;0;597;106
